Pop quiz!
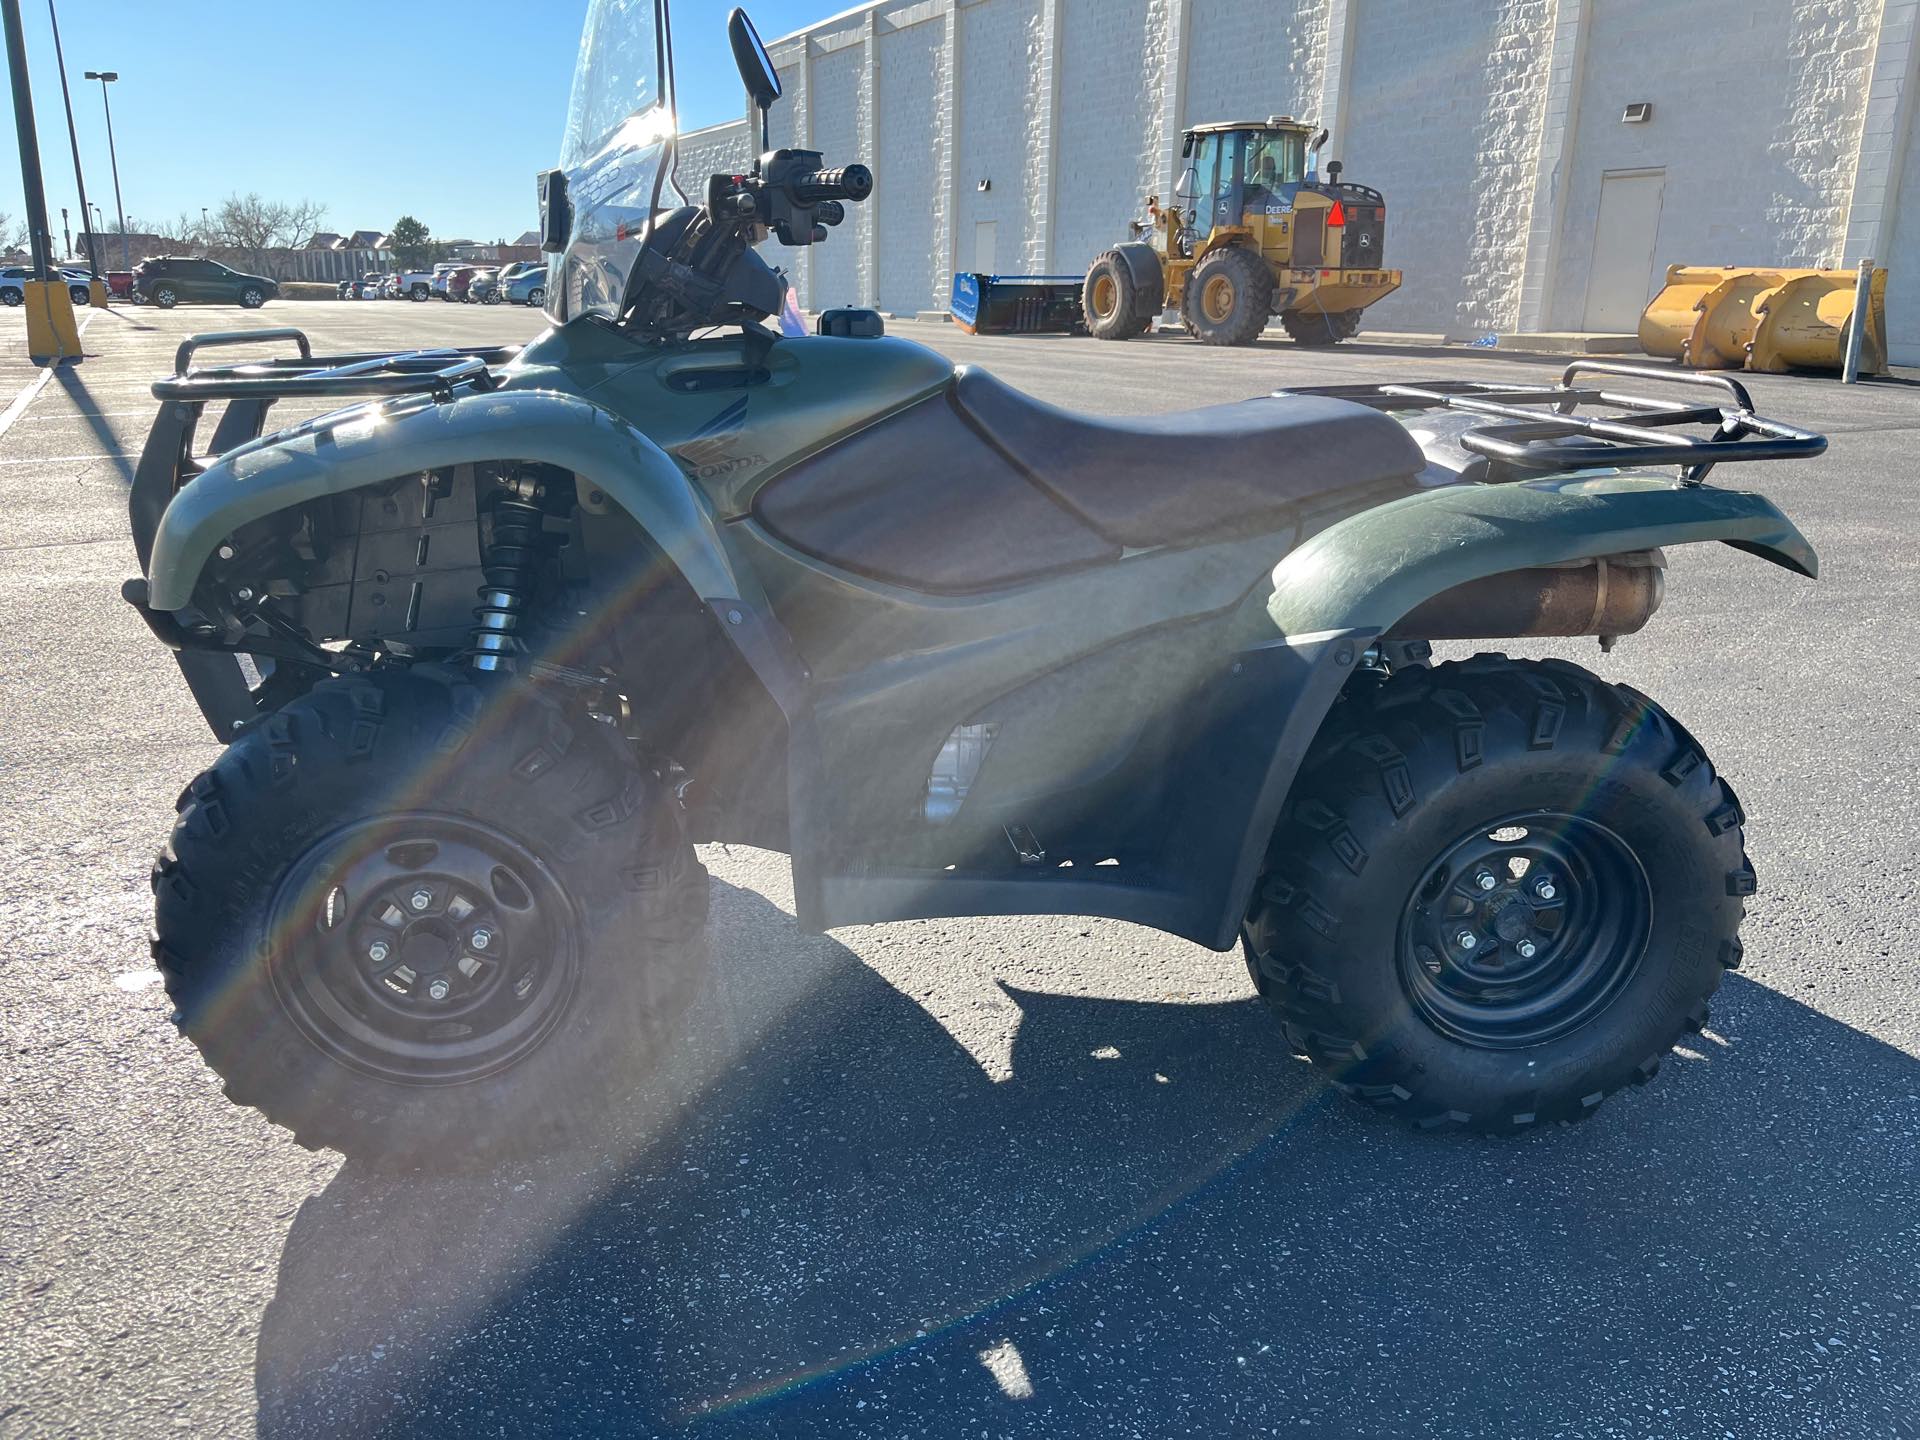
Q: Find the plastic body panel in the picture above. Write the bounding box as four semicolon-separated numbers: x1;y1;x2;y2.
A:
1268;473;1818;640
506;323;954;517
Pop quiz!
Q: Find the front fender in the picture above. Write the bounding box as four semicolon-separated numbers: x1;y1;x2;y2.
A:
145;388;756;612
1267;473;1817;639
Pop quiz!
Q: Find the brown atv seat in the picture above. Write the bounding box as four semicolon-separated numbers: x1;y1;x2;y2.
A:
953;366;1424;547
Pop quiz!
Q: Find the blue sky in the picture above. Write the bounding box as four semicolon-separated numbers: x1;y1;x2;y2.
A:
1;0;834;249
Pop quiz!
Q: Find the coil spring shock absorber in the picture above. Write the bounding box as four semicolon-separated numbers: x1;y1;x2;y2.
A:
472;472;546;672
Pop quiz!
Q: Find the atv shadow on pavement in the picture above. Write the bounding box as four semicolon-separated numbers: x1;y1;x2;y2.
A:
253;880;1920;1439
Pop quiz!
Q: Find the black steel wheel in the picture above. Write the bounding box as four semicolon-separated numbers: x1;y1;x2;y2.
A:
1397;811;1651;1049
1245;655;1752;1132
153;665;709;1166
268;815;581;1086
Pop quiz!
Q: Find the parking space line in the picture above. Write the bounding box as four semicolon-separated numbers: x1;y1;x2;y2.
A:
0;452;131;465
0;310;99;443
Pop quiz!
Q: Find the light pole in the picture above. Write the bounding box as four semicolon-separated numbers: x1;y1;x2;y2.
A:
47;0;103;294
1;0;81;357
82;69;124;270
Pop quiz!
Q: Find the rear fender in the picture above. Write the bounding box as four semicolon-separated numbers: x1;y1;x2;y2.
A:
1202;474;1817;949
1110;241;1166;314
1266;473;1815;638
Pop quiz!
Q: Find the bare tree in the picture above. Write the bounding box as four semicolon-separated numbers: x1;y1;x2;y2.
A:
0;210;25;253
209;193;329;278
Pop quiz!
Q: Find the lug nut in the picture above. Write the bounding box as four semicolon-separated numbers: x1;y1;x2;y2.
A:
1532;876;1557;901
1516;939;1538;959
1455;930;1478;952
409;889;432;911
470;928;492;952
1474;870;1498;891
427;977;451;1001
367;940;391;964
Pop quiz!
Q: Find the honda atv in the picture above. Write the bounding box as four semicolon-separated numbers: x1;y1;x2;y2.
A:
123;3;1823;1165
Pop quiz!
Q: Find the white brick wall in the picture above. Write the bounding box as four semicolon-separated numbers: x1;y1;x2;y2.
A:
809;39;867;310
674;121;751;205
1052;0;1161;272
1342;0;1554;335
1183;0;1327;134
876;13;945;312
696;0;1916;346
956;0;1044;273
1547;0;1880;330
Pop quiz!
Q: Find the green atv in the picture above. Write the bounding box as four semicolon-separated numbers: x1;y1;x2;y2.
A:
124;3;1823;1165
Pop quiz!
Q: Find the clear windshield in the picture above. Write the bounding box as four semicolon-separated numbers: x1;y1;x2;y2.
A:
550;0;680;322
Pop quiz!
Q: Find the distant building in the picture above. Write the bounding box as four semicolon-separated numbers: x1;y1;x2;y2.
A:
685;0;1920;362
77;231;175;267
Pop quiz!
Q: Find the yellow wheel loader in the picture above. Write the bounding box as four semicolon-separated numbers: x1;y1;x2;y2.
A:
1084;118;1402;346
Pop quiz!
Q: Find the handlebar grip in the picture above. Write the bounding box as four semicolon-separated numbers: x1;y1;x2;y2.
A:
816;200;846;227
788;164;873;204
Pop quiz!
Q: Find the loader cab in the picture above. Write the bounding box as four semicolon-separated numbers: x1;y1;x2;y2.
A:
1180;120;1312;236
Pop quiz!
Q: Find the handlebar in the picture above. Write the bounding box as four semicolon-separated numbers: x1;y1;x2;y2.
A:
786;164;872;204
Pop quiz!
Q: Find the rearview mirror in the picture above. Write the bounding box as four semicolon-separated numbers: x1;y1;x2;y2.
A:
728;9;781;111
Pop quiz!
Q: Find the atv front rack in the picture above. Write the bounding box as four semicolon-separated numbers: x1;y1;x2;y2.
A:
153;328;518;402
132;328;519;570
1278;360;1826;484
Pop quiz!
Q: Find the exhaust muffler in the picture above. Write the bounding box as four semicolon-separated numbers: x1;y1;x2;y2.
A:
1388;550;1666;641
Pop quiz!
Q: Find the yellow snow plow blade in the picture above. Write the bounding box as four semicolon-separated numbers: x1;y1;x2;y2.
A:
1639;264;1886;375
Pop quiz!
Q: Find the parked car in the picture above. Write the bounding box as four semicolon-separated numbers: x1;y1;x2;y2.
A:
385;268;434;301
432;265;482;302
498;261;547;306
0;265;97;305
132;256;279;309
466;268;501;304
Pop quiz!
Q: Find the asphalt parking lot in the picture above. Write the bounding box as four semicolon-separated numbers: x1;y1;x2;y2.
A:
3;298;1917;1439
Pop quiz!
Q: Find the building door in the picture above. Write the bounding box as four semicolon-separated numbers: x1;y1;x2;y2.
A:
973;221;997;276
1583;169;1665;332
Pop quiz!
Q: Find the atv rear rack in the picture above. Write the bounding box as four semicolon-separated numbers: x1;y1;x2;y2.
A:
1278;360;1826;484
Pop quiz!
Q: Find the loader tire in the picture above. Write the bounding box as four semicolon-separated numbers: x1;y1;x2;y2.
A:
152;665;709;1168
1281;308;1358;346
1184;245;1273;346
1243;655;1750;1134
1084;250;1153;340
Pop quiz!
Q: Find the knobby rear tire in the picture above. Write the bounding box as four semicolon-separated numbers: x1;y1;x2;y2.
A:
1244;655;1751;1133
